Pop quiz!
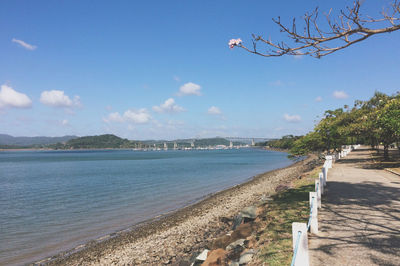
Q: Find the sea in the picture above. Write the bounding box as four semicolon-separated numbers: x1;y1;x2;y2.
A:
0;148;292;265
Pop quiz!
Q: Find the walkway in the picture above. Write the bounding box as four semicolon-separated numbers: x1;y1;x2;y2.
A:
309;147;400;266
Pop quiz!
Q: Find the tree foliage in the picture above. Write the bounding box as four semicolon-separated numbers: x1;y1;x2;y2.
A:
51;134;141;149
264;92;400;160
259;135;302;150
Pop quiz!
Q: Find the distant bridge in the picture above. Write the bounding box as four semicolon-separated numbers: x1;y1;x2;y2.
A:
224;137;273;144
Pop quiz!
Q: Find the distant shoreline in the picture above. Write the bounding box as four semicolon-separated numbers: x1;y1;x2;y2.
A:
39;153;314;265
0;146;256;152
0;134;254;152
0;148;133;151
263;146;289;152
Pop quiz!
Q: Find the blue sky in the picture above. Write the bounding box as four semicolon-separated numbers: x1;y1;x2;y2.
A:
1;0;399;139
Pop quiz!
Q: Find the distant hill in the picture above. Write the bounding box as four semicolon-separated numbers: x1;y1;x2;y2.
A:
58;134;140;149
0;134;77;146
0;134;247;150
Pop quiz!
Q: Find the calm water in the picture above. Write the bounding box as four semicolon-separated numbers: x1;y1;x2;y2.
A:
0;148;292;265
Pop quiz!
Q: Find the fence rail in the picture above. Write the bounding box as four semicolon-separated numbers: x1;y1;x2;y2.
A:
290;144;360;266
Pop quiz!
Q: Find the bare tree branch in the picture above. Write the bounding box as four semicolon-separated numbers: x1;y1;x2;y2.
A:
230;0;400;58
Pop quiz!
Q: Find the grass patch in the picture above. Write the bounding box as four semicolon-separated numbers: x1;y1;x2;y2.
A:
390;168;400;175
256;169;320;265
370;148;400;169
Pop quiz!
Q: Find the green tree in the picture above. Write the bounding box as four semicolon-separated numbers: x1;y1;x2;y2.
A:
288;91;400;160
289;132;324;156
377;97;400;159
314;108;353;152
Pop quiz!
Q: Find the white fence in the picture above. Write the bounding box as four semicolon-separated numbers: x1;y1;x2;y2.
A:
290;144;360;266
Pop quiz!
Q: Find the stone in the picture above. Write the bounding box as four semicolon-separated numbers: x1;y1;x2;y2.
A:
231;223;254;241
260;194;273;204
226;245;244;262
232;214;243;230
194;249;209;262
226;239;246;251
220;216;232;225
240;206;257;220
245;237;256;249
211;235;232;250
275;184;290;193
201;249;226;266
238;249;256;265
261;194;272;201
229;262;239;266
256;207;263;217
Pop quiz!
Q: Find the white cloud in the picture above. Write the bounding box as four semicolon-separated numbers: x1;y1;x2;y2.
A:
61;119;69;126
283;113;301;123
167;120;184;126
12;38;37;50
162;120;185;130
0;84;32;109
207;106;222;115
124;109;151;124
178;82;201;96
333;90;349;99
207;106;226;120
104;109;151;124
103;112;124;123
152;98;185;113
315;96;322;102
40;90;81;107
269;80;283;87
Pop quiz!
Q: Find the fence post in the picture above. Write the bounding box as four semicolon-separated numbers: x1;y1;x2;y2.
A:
292;223;310;266
328;156;333;168
319;173;325;195
322;167;327;186
309;192;318;234
318;171;326;187
324;163;329;175
315;180;321;209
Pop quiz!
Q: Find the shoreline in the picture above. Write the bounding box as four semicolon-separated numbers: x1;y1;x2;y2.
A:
1;147;253;152
263;146;289;153
35;155;316;265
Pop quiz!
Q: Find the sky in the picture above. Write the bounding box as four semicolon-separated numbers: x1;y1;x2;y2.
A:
1;0;399;140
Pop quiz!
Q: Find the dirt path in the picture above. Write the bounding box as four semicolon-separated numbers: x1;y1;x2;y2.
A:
309;147;400;266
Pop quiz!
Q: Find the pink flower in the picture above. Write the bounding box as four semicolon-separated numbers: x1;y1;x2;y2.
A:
228;38;242;49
